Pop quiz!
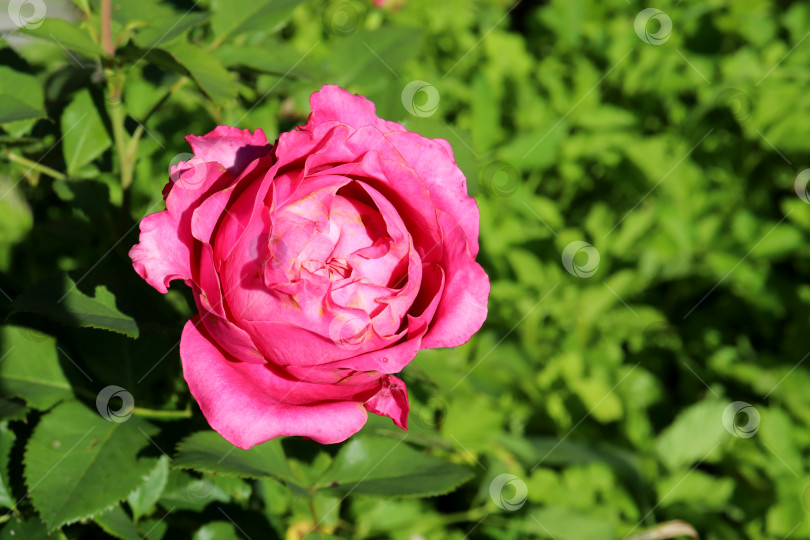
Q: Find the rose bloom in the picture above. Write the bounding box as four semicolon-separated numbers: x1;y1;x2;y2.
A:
130;85;489;448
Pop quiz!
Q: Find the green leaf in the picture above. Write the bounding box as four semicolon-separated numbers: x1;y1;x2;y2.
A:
210;0;304;43
0;515;62;540
331;28;423;88
0;423;16;510
127;455;169;521
0;325;72;410
24;401;157;531
192;521;240;540
655;399;727;470
135;12;209;49
92;0;209;49
0;95;45;123
214;44;311;78
0;67;44;118
13;272;139;338
94;505;140;540
158;470;230;512
315;436;474;497
0;398;28;422
19;18;106;57
159;43;238;104
0;176;34;272
173;431;297;485
60;89;111;177
530;506;615;539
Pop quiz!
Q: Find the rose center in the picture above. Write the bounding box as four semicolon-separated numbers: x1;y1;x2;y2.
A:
301;257;352;280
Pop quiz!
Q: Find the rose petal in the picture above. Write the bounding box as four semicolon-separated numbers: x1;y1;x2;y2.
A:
364;374;408;429
308;85;406;133
422;210;489;348
186;126;271;177
129;162;231;293
385;131;480;256
181;317;375;448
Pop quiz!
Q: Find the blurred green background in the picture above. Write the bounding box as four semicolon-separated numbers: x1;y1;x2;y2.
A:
1;0;810;538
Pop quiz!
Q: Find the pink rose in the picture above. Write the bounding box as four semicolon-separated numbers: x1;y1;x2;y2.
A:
129;85;489;448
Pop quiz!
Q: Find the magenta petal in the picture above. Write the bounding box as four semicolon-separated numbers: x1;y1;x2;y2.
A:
308;85;406;133
180;318;372;448
129;162;231;293
364;374;408;430
186;126;271;177
422;210;489;349
385;131;481;257
129;211;191;294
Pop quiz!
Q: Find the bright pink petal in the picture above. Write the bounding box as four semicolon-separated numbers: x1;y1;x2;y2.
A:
422;210;489;348
186;126;271;177
129;162;231;293
364;374;408;429
385;131;480;256
308;85;406;133
181;317;376;448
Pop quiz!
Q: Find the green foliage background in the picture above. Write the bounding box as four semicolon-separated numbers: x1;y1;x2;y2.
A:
1;0;809;538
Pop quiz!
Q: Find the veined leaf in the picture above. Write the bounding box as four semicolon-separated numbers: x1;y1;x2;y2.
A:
24;401;157;531
60;89;111;177
0;423;16;509
0;95;44;123
13;272;139;338
315;436;474;497
173;431;297;486
19;18;106;57
0;515;64;540
0;326;72;410
94;505;140;540
210;0;304;43
158;43;238;104
126;455;169;521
